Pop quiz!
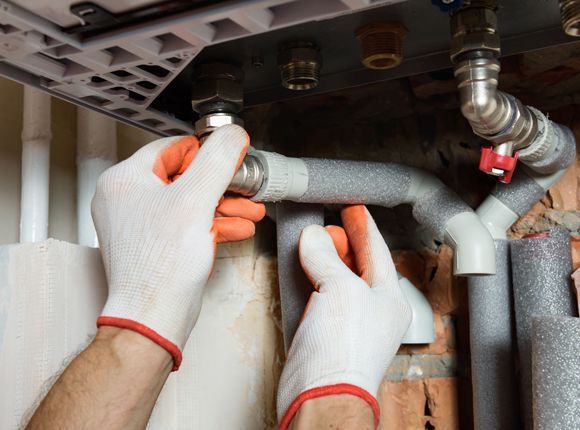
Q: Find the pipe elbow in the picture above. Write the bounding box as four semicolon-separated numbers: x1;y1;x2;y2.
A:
444;212;496;276
459;87;500;128
398;276;435;344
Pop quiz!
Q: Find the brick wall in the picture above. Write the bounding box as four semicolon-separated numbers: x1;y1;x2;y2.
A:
246;40;580;430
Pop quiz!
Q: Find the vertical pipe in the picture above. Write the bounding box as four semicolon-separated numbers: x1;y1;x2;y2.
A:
532;315;580;430
467;240;520;430
76;108;117;247
511;229;576;430
276;202;324;351
20;86;51;243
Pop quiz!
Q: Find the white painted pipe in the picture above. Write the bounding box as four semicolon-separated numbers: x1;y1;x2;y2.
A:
76;108;117;247
20;86;51;243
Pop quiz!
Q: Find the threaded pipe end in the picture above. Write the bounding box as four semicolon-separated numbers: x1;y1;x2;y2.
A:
560;0;580;37
356;22;406;70
277;42;321;91
280;62;320;90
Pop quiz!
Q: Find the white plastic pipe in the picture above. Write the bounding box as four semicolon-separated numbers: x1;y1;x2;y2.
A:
20;86;51;243
76;108;117;247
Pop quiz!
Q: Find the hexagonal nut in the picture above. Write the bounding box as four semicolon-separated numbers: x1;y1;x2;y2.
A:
451;8;497;36
450;32;500;62
194;63;243;82
194;113;244;138
191;78;243;114
277;44;321;67
450;8;500;61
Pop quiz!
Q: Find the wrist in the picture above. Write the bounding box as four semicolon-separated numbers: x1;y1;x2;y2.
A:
95;326;173;373
287;393;376;430
97;314;185;371
279;384;379;430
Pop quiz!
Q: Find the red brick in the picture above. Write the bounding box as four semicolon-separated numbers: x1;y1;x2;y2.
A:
572;236;580;271
421;245;458;315
392;250;424;290
379;378;459;430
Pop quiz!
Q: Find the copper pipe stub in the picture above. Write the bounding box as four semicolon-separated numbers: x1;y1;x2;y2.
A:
560;0;580;37
356;22;407;70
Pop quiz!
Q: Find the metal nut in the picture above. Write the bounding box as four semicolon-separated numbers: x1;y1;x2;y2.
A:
194;113;244;140
191;63;244;115
450;7;500;62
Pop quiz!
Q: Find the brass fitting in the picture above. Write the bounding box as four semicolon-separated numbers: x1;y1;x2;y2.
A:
450;7;500;63
560;0;580;37
355;22;406;70
277;42;322;91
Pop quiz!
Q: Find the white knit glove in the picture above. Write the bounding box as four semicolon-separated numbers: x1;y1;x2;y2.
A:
92;125;264;371
277;205;412;429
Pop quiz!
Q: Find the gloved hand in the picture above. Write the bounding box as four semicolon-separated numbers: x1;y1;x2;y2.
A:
92;125;265;371
277;205;411;429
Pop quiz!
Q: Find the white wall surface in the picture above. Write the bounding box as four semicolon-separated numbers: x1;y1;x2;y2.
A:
0;77;282;428
0;77;156;245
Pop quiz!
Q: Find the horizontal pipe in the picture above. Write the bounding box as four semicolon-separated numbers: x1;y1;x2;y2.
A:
238;152;495;276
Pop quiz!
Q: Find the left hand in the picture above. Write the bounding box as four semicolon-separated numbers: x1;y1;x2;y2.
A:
92;125;265;371
277;205;411;429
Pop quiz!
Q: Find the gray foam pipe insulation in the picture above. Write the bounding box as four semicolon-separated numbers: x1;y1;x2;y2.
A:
275;202;324;350
246;152;497;277
531;315;580;430
511;229;576;430
467;240;520;430
240;153;496;347
468;115;577;430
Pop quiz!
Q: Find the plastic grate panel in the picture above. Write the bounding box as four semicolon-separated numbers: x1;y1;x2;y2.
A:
0;0;398;135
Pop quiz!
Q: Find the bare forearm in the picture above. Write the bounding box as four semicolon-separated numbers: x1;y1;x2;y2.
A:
26;327;172;430
289;395;375;430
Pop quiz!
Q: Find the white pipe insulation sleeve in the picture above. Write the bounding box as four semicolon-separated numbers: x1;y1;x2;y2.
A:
475;195;519;240
250;150;308;202
444;212;496;276
398;275;435;344
20;87;51;243
77;108;117;247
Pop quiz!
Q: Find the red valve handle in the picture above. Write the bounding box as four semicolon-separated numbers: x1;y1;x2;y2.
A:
479;146;519;184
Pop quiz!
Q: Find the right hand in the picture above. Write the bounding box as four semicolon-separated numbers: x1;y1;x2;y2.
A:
92;125;264;371
277;205;411;429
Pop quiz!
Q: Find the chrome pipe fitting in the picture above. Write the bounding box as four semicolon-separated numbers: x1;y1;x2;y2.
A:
454;56;538;153
228;155;264;197
194;112;244;142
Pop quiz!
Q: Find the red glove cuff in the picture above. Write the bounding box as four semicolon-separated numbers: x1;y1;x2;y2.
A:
97;316;182;371
279;383;380;430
